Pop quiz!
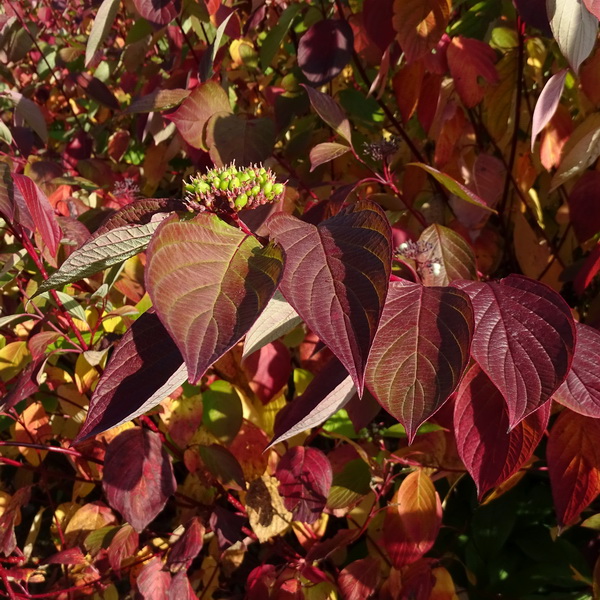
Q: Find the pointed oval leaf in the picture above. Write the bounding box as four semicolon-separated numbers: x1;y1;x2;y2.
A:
567;171;600;243
531;69;568;151
3;91;48;143
410;163;497;213
271;357;355;447
454;364;551;499
137;557;172;600
418;224;477;286
547;0;598;72
76;311;187;442
553;322;600;417
309;142;351;172
337;558;381;600
13;174;61;256
166;81;232;150
103;427;177;532
242;290;302;358
198;444;245;490
132;0;181;25
547;409;600;527
126;89;190;114
298;19;354;86
146;213;283;384
383;470;442;567
365;280;474;442
85;0;120;66
275;446;333;524
268;200;392;394
453;275;576;428
301;85;353;145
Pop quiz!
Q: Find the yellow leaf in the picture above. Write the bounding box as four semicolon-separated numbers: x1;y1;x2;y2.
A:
246;475;292;542
0;341;31;382
12;402;52;466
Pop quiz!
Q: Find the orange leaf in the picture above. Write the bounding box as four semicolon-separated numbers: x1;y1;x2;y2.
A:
393;60;425;124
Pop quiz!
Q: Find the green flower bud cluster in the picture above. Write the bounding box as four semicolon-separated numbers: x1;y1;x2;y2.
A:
184;162;285;214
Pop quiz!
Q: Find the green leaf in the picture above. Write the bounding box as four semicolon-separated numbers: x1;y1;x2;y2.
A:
260;2;303;69
85;0;121;66
309;142;351;172
202;380;243;444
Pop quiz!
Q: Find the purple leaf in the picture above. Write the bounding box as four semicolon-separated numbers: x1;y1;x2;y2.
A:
0;355;45;411
298;19;354;86
75;311;187;442
2;91;48;143
132;0;181;25
531;69;568;151
365;280;474;442
275;446;333;524
103;427;177;532
553;322;600;417
271;357;355;447
513;0;551;35
454;364;551;498
268;200;392;394
453;275;576;428
146;213;283;384
71;73;120;110
309;142;351;172
567;171;600;243
13;174;61;257
302;85;353;145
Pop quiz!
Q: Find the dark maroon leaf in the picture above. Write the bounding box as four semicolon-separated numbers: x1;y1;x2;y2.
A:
13;174;61;257
76;311;186;442
301;84;353;145
71;73;120;110
454;364;551;498
137;557;172;600
306;528;360;561
567;171;600;243
167;518;204;571
271;357;354;446
574;242;600;295
453;275;576;428
268;200;392;394
209;506;247;550
513;0;551;35
0;487;31;556
0;355;45;411
275;446;332;524
365;280;474;442
132;0;181;25
103;427;176;532
553;322;600;417
145;213;283;384
298;19;354;86
363;0;395;51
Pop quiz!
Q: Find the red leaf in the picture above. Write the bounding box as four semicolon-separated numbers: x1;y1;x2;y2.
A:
365;280;473;442
268;200;392;394
102;427;177;532
146;213;283;384
0;487;31;556
383;470;442;567
447;36;499;108
338;557;381;600
76;311;186;441
43;548;87;565
531;69;568;151
167;518;204;571
13;174;61;257
454;364;550;498
137;557;172;600
243;341;291;404
574;242;600;295
107;525;138;573
168;572;196;600
302;85;353;145
298;19;354;86
553;322;600;417
584;0;600;18
132;0;180;25
547;410;600;527
363;0;395;51
568;172;600;243
453;275;576;428
276;446;333;524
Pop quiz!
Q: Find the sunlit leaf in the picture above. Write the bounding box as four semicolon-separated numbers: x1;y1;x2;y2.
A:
338;557;381;600
132;0;180;25
309;142;351;171
146;213;283;384
126;89;190;114
85;0;120;66
302;85;353;145
246;476;293;542
531;69;568;151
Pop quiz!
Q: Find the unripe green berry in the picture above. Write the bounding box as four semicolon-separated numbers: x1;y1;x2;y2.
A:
250;185;260;196
273;183;284;196
212;177;221;189
220;179;229;191
229;177;240;190
263;181;273;195
235;193;249;209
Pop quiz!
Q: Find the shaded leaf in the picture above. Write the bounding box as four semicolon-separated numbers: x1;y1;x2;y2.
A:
242;290;302;358
268;200;392;394
302;85;353;145
574;241;600;294
417;224;477;286
547;0;598;72
107;525;139;573
246;475;293;542
567;171;600;243
260;2;303;69
243;340;291;404
132;0;181;25
206;114;276;167
393;0;451;62
127;88;190;114
271;357;355;447
454;364;551;498
553;322;600;417
166;81;232;150
198;444;245;490
202;379;243;444
383;470;442;567
585;0;600;18
2;90;47;143
531;69;568;151
298;19;354;86
103;427;177;532
447;36;499;108
85;0;120;66
145;213;283;384
76;311;187;441
547;409;600;527
167;518;204;572
137;557;172;600
309;142;351;171
276;446;332;524
0;487;31;556
338;557;381;600
410;163;497;213
72;73;120;110
199;12;234;82
453;276;576;428
327;458;371;510
365;280;473;442
514;0;552;34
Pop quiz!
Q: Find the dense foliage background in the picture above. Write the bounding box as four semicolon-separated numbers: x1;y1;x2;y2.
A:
2;0;600;598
